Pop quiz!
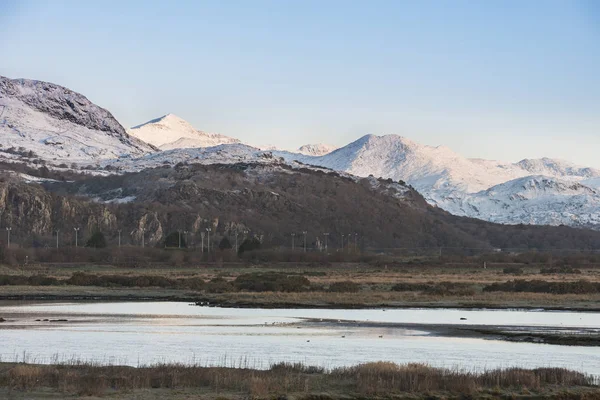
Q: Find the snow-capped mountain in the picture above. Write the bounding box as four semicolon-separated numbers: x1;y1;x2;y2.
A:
271;134;600;228
279;135;528;192
128;114;241;150
3;75;600;230
296;143;337;156
440;176;600;228
0;76;155;163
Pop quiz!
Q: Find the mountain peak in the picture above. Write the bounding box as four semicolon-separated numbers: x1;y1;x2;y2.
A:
297;143;337;156
0;75;155;162
128;114;240;149
132;113;190;129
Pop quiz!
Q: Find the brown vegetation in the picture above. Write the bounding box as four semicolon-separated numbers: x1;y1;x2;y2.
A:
484;279;600;294
0;361;597;399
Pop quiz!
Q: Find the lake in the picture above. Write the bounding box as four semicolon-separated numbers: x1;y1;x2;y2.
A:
1;301;599;375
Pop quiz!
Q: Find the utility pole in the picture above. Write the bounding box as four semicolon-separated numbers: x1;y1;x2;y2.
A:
73;227;80;248
302;231;307;253
5;227;10;248
347;234;351;254
118;230;121;247
55;230;60;249
291;233;295;251
354;233;358;253
323;233;329;252
178;230;182;249
200;232;205;253
341;234;345;251
206;228;211;253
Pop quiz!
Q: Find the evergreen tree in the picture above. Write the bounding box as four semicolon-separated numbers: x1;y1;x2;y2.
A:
218;236;233;250
237;237;261;255
164;232;187;248
86;231;107;248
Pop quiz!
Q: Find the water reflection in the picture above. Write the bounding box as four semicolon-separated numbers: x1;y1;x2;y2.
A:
0;301;598;375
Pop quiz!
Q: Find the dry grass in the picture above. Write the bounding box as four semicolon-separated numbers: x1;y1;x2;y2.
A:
0;361;597;399
2;262;600;310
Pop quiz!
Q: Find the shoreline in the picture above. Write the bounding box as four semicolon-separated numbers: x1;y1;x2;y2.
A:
2;292;600;313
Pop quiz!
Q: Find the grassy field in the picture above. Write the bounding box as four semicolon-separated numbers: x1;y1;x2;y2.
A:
1;261;600;310
0;361;598;399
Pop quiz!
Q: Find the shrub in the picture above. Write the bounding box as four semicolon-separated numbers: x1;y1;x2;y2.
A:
391;281;476;296
218;237;232;250
86;231;107;248
484;279;600;294
391;282;430;292
503;266;523;275
237;238;261;255
164;232;186;248
328;281;360;293
204;277;234;293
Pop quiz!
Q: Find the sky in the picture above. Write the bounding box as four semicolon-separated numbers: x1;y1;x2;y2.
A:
1;0;599;165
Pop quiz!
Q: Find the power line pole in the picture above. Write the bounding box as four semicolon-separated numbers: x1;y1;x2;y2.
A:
206;228;211;253
5;227;10;248
323;233;329;252
341;234;345;251
354;233;358;253
74;227;80;248
178;230;182;249
201;232;205;253
302;231;307;253
118;230;121;247
347;234;351;254
55;230;60;249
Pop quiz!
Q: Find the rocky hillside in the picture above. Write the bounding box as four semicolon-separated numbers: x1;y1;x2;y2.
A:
0;162;595;251
0;76;156;164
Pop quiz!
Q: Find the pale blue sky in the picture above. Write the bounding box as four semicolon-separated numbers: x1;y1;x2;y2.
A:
1;0;599;165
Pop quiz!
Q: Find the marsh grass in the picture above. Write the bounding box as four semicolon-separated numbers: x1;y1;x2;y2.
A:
0;361;596;398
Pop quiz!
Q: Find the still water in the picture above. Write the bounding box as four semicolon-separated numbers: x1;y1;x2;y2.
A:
0;302;599;375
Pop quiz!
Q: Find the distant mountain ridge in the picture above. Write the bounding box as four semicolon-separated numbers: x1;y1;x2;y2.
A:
2;75;600;231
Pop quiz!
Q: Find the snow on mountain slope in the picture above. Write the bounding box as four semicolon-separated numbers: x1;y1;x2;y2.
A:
516;158;600;179
439;176;600;228
271;134;600;228
103;143;279;171
0;76;155;163
277;135;528;193
296;143;337;156
128;114;241;149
